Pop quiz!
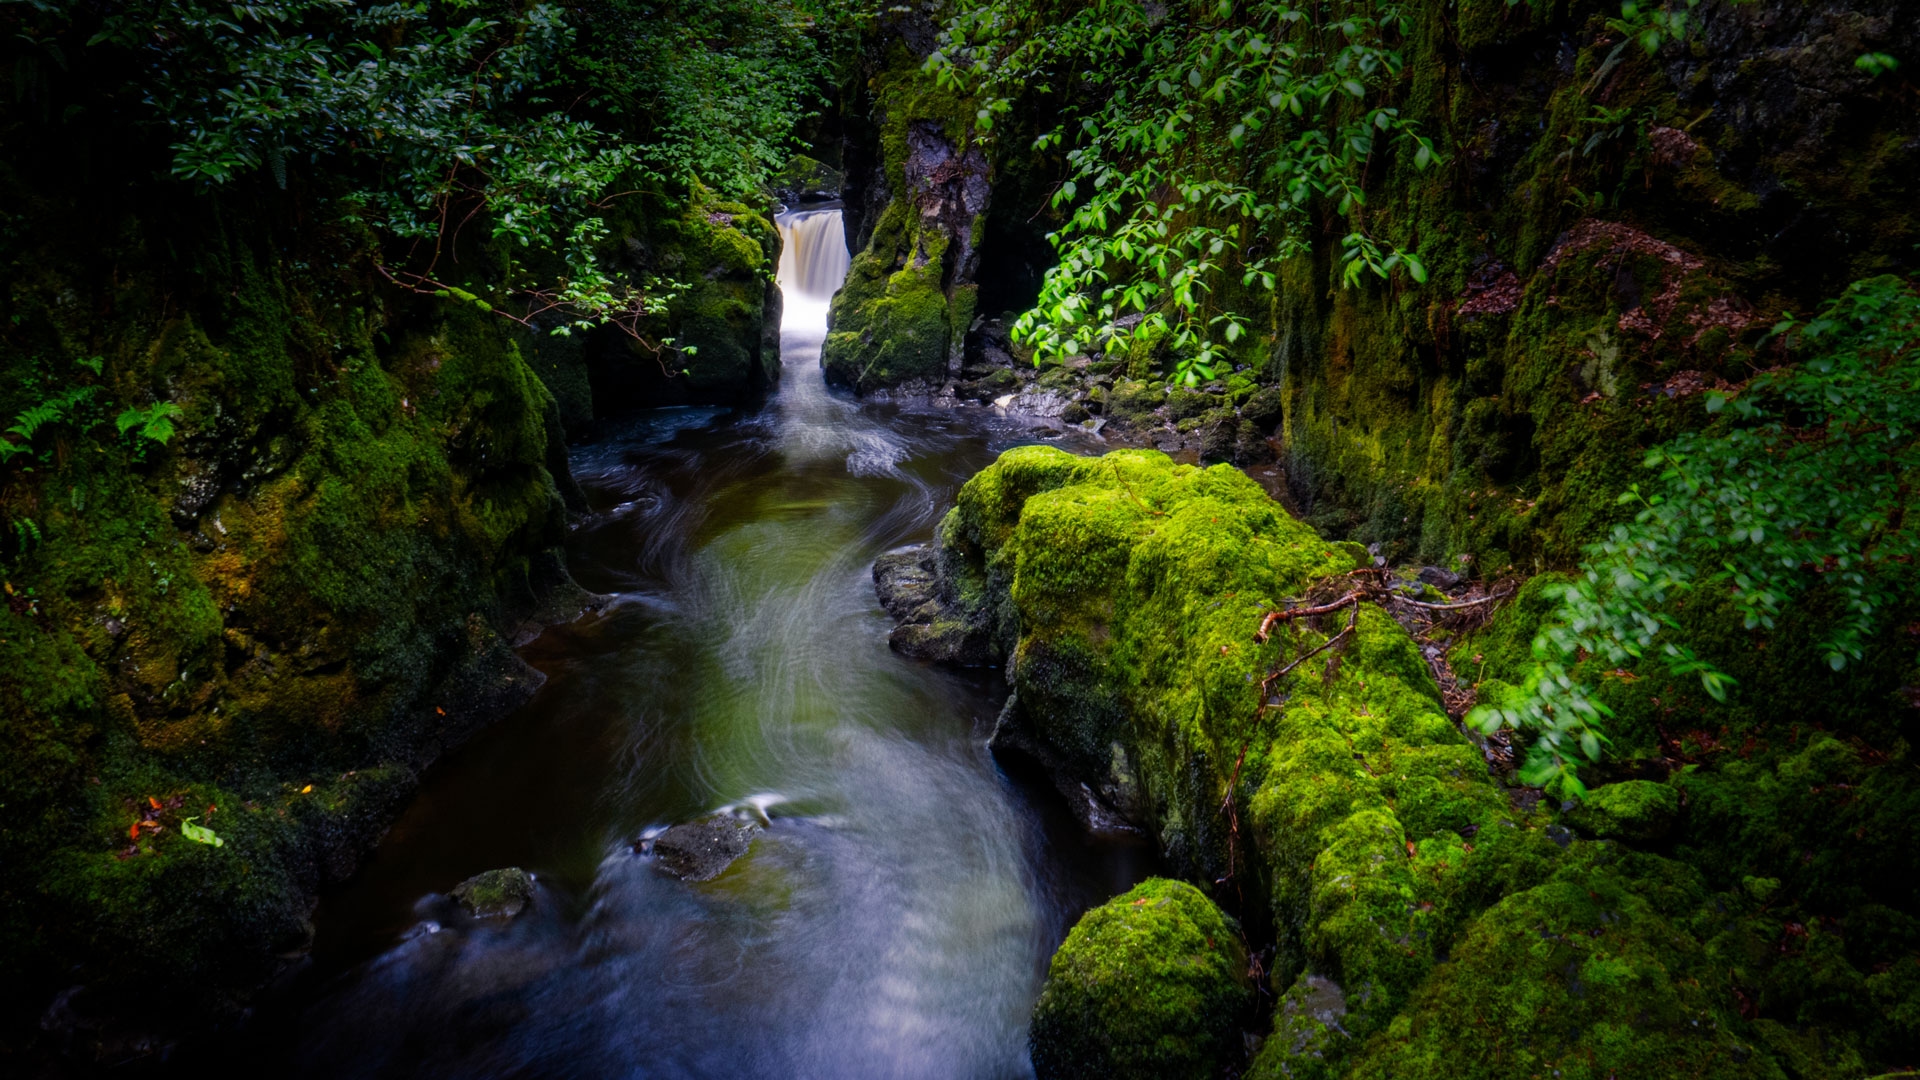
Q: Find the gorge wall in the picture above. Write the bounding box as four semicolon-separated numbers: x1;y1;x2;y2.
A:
0;41;786;1066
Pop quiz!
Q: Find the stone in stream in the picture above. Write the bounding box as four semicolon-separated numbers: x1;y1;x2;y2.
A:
873;543;994;666
649;814;763;882
873;546;938;620
452;867;535;918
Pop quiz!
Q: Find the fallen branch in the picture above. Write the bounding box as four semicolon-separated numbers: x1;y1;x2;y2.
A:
1390;588;1515;611
1254;590;1364;642
1261;604;1359;693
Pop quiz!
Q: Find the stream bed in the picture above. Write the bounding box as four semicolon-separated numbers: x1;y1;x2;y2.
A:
252;210;1154;1078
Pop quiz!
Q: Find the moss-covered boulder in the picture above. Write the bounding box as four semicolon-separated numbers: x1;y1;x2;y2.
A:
1030;878;1253;1080
1339;849;1774;1080
771;153;844;205
1564;779;1681;843
452;867;535;919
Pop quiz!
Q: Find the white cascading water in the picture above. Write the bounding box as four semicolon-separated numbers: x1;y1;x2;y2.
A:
775;208;852;323
772;207;906;476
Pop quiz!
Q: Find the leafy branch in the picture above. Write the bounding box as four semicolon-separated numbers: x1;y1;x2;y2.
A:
1471;276;1920;795
928;0;1438;386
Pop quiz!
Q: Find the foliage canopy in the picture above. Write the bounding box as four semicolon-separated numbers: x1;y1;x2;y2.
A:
928;0;1438;385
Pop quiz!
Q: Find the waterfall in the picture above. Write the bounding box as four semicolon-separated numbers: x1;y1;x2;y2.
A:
775;208;851;331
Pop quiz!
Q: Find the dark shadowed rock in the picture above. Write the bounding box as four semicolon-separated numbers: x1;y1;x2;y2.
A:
874;543;995;665
650;814;762;882
452;867;535;918
873;546;939;620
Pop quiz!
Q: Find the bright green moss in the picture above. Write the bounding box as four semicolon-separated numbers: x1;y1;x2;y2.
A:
823;246;953;390
1565;779;1680;844
1030;877;1253;1080
1342;851;1775;1080
941;443;1869;1077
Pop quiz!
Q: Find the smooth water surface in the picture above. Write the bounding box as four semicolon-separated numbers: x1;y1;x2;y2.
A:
265;210;1153;1079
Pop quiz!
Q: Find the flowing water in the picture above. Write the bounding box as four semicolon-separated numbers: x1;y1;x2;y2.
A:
254;209;1153;1078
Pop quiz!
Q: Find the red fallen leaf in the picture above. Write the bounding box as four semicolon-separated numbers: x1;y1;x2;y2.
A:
130;823;140;840
148;796;162;810
206;804;217;816
1406;841;1417;858
435;706;446;716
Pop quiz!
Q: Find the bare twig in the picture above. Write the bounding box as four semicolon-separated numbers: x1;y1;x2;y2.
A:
1390;588;1514;611
1254;589;1364;642
1262;604;1358;692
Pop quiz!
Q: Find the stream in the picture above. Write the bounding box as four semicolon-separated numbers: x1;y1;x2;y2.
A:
255;209;1154;1078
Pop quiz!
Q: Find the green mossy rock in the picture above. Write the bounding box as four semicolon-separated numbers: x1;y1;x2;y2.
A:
1341;850;1774;1080
825;40;988;394
1564;779;1681;843
918;442;1911;1076
771;153;844;204
452;867;535;919
1030;878;1253;1080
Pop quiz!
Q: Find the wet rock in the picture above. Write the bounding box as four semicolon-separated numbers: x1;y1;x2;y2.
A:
874;545;938;620
1240;385;1286;432
889;604;995;666
452;867;535;918
1195;407;1238;463
1230;420;1275;465
1416;565;1465;590
875;543;994;665
651;813;762;882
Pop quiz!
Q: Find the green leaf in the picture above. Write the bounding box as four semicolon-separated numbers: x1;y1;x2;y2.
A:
180;817;224;847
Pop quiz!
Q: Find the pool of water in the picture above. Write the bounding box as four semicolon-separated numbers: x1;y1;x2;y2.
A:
239;210;1154;1079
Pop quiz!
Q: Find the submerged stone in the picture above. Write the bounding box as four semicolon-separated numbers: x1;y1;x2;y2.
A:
452;867;535;919
650;814;762;882
1030;878;1252;1080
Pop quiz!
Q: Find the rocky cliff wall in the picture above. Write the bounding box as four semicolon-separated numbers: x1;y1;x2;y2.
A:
824;5;992;395
931;0;1917;574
